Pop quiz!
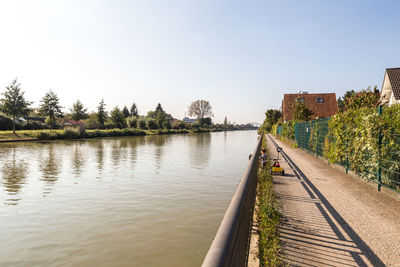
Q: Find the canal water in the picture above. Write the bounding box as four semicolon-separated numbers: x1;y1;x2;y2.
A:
0;130;258;266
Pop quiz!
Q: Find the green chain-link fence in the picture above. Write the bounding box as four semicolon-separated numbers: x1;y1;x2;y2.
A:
294;117;329;157
276;125;282;135
275;109;399;193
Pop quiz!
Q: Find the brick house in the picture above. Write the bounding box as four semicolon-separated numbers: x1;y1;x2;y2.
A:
282;92;338;121
380;68;400;106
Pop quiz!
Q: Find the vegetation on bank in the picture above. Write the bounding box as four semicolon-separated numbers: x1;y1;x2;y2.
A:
257;137;281;266
0;126;256;142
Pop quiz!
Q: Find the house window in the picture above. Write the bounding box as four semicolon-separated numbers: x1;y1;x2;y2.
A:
316;97;324;103
296;97;304;102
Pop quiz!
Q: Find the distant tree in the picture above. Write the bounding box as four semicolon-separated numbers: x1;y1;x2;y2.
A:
188;100;213;120
200;117;212;127
146;118;158;129
192;121;200;130
138;117;147;129
122;105;130;118
162;120;171;129
343;86;379;111
39;90;63;130
292;101;313;121
259;109;282;133
224;116;228;127
70;100;88;121
0;78;32;133
130;103;139;117
155;103;166;129
110;106;127;128
265;109;281;125
337;90;355;112
84;113;100;129
45;116;58;129
97;99;107;128
126;116;138;128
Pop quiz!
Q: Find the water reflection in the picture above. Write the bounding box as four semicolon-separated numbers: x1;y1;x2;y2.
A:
147;135;167;171
1;148;28;205
39;144;61;195
111;139;123;168
72;143;85;178
189;133;211;169
127;136;145;169
93;141;105;174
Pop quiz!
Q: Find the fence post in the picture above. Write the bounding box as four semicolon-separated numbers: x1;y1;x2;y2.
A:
377;106;383;191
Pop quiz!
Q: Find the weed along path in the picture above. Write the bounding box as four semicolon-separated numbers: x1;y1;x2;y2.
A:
266;134;400;267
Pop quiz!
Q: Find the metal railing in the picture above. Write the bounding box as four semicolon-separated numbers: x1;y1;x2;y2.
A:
202;134;263;267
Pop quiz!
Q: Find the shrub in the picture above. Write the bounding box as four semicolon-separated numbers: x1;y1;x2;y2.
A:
45;116;59;130
36;131;60;140
64;126;86;139
146;118;157;129
0;115;13;130
192;121;200;130
162;120;171;129
22;120;47;130
138;117;147;129
178;121;186;129
104;121;117;129
84;113;100;129
127;116;138;128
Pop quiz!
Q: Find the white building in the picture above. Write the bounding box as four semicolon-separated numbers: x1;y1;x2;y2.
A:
380;68;400;106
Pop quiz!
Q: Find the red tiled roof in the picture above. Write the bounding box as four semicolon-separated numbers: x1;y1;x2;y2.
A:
282;93;338;121
386;68;400;100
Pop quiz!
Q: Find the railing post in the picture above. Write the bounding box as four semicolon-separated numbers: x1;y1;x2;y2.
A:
377;106;383;191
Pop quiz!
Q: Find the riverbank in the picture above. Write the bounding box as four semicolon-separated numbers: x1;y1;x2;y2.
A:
0;128;251;143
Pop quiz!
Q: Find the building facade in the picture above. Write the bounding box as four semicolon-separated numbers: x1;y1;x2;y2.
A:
282;92;338;121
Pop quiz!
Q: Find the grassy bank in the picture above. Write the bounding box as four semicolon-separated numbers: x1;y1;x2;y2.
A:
0;127;232;142
257;137;282;266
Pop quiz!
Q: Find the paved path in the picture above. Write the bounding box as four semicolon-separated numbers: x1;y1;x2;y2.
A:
266;134;400;267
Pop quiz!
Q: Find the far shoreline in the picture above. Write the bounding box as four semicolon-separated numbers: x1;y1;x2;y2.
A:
0;128;258;144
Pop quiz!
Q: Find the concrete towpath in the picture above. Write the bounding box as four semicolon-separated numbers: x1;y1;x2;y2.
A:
266;134;400;267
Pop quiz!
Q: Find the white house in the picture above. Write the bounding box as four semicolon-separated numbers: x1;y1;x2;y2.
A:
380;68;400;106
182;117;196;123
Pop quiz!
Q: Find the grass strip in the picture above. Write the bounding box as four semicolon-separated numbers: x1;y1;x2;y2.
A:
257;136;282;266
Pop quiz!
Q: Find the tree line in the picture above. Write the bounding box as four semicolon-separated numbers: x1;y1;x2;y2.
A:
0;78;256;133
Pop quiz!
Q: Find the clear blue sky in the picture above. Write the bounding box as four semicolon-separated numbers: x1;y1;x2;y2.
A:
0;0;399;123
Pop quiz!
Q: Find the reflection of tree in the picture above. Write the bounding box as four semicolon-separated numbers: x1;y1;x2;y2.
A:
96;141;104;173
147;135;167;171
111;139;122;167
40;144;61;194
127;136;145;169
189;132;211;169
72;143;85;177
88;140;105;174
1;148;28;205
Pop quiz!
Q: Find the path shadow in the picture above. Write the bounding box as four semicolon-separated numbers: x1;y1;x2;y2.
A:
268;135;385;267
